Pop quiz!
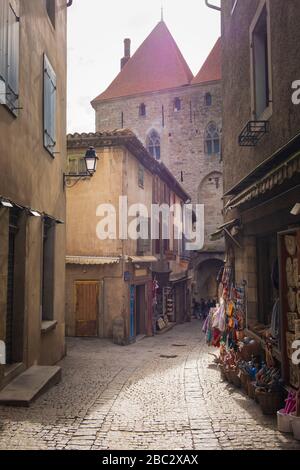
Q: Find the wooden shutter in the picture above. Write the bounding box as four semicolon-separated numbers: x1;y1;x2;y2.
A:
44;54;56;154
7;2;19;111
0;0;8;88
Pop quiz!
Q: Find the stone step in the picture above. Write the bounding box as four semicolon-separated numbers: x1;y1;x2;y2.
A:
0;365;61;407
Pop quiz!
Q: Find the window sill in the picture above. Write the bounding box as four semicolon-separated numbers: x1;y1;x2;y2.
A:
41;320;58;335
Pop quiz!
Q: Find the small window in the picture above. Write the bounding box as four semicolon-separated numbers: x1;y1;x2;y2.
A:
139;103;146;117
138;165;144;189
205;93;212;106
46;0;56;28
205;122;220;155
174;97;181;112
251;5;270;118
147;130;161;161
0;1;20;115
43;54;57;156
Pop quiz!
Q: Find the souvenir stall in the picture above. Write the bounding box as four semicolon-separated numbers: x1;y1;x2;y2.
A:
278;230;300;391
204;230;300;439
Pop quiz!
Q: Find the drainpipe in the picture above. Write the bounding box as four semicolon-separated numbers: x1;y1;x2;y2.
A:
67;1;73;7
204;0;221;11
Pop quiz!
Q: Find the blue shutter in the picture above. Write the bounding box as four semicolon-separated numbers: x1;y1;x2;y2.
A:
43;54;56;155
7;3;19;111
0;0;8;104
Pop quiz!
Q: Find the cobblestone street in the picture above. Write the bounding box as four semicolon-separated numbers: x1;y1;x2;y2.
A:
0;321;299;450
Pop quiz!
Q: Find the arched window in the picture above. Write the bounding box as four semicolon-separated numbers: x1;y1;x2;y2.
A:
205;92;212;106
147;130;161;160
174;97;181;112
205;122;220;155
139;103;146;117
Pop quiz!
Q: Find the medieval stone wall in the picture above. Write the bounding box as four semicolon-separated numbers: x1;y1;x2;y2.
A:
93;80;224;251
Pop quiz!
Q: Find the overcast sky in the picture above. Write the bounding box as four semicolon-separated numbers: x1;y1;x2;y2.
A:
67;0;221;133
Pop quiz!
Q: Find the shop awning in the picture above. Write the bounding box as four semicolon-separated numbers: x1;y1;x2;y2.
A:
128;256;157;264
0;195;64;224
210;219;241;248
224;132;300;211
169;272;189;284
66;256;121;265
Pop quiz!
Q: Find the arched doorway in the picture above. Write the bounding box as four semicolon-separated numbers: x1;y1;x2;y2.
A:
194;258;224;301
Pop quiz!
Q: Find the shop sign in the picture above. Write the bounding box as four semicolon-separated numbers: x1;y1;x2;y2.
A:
134;268;148;278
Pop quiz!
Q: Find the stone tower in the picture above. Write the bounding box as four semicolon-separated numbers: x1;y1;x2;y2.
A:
91;21;224;300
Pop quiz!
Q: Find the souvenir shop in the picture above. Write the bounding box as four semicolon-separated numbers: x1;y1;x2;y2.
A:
152;271;189;333
208;139;300;438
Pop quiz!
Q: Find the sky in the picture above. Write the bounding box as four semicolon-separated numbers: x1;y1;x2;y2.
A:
67;0;221;134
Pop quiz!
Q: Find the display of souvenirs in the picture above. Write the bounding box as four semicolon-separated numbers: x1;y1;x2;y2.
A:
297;291;300;315
286;258;295;287
288;288;296;312
255;364;281;393
294;259;299;288
286;332;295;359
288;312;298;333
285;235;297;257
295;319;300;341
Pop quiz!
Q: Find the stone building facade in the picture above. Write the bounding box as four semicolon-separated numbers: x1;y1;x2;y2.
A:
218;0;300;387
65;130;190;342
91;20;224;301
0;0;69;396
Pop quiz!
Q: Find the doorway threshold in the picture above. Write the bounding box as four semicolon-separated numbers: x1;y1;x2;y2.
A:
2;363;26;390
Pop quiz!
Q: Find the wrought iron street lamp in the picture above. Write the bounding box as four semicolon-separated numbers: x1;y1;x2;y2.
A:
64;147;99;188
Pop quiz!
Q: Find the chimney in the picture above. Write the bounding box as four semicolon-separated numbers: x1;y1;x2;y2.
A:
121;38;131;70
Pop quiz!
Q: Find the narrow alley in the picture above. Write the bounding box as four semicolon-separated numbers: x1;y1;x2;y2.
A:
0;322;299;451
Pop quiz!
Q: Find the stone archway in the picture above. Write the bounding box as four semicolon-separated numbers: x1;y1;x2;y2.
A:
194;258;224;301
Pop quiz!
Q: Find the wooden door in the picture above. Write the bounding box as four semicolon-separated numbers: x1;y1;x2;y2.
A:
75;282;99;337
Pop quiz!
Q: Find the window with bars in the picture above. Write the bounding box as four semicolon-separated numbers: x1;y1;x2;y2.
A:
44;54;57;156
204;122;220;155
0;1;20;114
251;4;270;119
147;130;161;160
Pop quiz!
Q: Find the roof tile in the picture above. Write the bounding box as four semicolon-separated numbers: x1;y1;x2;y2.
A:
92;21;193;103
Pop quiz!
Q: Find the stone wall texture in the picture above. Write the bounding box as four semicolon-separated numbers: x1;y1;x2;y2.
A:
93;80;224;252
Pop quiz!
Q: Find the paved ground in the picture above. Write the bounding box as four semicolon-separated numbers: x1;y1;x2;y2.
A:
0;321;299;450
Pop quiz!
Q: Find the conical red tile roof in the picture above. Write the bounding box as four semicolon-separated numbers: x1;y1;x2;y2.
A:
92;21;193;104
191;38;221;85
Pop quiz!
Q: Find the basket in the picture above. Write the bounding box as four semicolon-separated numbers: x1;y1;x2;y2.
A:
228;369;241;388
248;382;256;400
240;341;261;361
240;371;251;394
255;389;282;415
